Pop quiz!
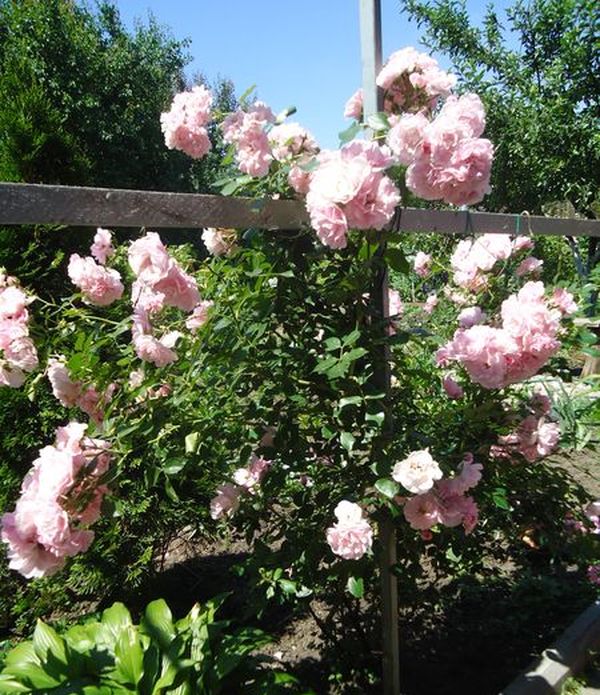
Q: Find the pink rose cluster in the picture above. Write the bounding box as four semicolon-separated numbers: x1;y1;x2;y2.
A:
305;140;400;249
221;101;276;177
437;281;576;389
377;47;456;114
47;357;114;425
450;233;533;291
160;85;213;159
210;453;272;520
387;93;493;206
128;232;210;366
401;453;482;535
68;229;123;307
344;45;454;119
0;272;38;388
490;394;560;462
326;500;373;560
1;422;111;578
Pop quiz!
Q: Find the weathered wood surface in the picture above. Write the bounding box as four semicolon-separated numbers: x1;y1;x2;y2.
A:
0;182;308;230
1;182;600;237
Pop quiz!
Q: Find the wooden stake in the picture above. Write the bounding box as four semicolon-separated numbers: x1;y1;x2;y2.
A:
359;2;401;693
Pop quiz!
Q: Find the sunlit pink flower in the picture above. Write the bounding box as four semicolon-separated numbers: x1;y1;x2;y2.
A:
344;88;363;120
326;500;373;560
423;293;438;314
269;123;318;161
210;483;241;520
68;254;123;306
457;306;486;329
443;374;464;399
516;257;543;277
551;288;578;315
202;228;238;257
90;228;115;265
186;300;214;332
413;251;432;278
161;85;213;159
1;423;110;578
392;449;443;494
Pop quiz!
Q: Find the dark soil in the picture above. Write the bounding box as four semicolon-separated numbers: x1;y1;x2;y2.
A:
96;448;600;694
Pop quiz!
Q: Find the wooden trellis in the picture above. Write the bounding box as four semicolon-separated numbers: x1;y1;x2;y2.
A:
1;2;599;693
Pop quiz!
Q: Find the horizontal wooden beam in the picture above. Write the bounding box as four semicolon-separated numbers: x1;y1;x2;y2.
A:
1;182;599;237
0;182;308;230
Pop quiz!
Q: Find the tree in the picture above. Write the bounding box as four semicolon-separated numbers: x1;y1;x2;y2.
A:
400;0;599;217
0;0;236;634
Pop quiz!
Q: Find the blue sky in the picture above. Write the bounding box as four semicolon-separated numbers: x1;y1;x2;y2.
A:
117;0;510;149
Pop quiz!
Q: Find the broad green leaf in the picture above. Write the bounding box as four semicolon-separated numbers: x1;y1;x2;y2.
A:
366;112;389;132
141;599;175;651
346;576;364;598
113;626;144;686
375;478;399;499
385;247;409;274
338;395;363;410
340;431;355;452
98;603;132;649
492;488;511;510
163;458;187;475
0;674;30;693
32;620;68;666
338;122;361;144
184;432;200;454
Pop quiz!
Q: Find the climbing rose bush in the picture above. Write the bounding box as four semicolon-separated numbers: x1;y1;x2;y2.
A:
0;47;592;648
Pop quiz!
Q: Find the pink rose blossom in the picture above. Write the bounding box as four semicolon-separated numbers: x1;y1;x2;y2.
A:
516;257;544;277
160;85;213;159
587;564;600;586
128;233;171;284
403;492;442;530
551;288;578;315
232;454;272;493
47;357;81;407
210;483;242;520
376;47;456;114
496;415;560;462
326;500;373;560
413;251;432;278
129;233;200;312
222;101;275;177
438;282;563;388
443;374;464;399
306;143;400;249
387;112;429;165
0;278;38;388
90;228;115;265
186;300;214;332
457;306;486;329
68;254;124;307
1;423;110;578
392;449;443;494
512;236;535;252
405;95;493;206
344;88;363;120
423;293;438;314
202;228;238;257
269;123;318;162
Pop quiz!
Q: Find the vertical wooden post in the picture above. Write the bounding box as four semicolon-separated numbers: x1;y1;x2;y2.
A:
359;2;400;694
